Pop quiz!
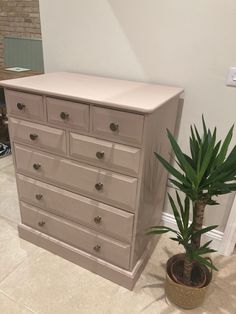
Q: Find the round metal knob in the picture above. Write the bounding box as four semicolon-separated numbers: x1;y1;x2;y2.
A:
93;244;101;252
35;193;43;200
33;163;41;170
17;102;25;110
95;182;103;191
60;112;69;120
29;133;38;141
38;221;45;227
94;216;102;224
96;151;105;160
109;122;119;132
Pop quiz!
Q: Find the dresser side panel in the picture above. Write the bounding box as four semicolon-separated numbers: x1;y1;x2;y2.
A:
130;96;182;267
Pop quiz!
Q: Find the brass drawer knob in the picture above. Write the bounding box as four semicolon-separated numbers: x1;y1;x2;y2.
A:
38;220;45;227
96;151;104;160
29;133;38;141
93;244;101;252
33;163;41;170
17;102;25;110
94;216;102;224
35;193;43;200
60;112;69;120
95;182;103;191
110;122;119;132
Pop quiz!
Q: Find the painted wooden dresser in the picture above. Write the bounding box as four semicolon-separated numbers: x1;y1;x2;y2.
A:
1;72;183;289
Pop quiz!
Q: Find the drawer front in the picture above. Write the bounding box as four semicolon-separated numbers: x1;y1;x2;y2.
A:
46;97;89;131
17;174;134;242
9;118;66;155
5;89;44;121
91;107;144;145
15;145;138;212
70;133;141;176
20;202;131;269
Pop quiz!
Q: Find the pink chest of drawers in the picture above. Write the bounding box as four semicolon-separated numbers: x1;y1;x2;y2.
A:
1;72;183;289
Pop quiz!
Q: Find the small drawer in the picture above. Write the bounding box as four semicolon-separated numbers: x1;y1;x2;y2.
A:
20;202;131;269
46;97;89;131
91;107;144;146
14;144;138;212
9;118;66;155
5;89;44;121
17;174;134;243
69;133;141;176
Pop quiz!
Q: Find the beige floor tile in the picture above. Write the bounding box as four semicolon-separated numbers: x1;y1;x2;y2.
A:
0;155;14;170
0;217;42;283
0;158;20;224
0;248;119;314
0;290;35;314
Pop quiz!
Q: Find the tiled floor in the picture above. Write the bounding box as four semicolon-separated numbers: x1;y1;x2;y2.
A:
1;155;236;314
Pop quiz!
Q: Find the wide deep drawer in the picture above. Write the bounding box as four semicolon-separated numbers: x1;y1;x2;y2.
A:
15;144;138;212
91;107;144;146
69;133;141;176
20;202;131;269
46;97;89;131
17;174;134;242
5;89;44;121
9;118;66;155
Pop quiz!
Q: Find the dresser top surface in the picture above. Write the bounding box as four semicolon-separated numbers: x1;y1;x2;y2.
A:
0;72;183;113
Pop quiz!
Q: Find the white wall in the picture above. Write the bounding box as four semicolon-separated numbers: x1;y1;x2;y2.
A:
39;0;236;232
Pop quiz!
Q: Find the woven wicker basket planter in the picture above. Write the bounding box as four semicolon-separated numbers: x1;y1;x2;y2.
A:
165;254;212;309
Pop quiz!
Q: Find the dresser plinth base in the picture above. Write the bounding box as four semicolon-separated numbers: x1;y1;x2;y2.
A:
18;224;157;290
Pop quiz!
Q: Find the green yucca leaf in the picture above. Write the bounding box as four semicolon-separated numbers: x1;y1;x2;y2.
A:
169;179;194;197
176;191;184;217
190;138;197;162
170;237;181;243
196;142;203;174
192;253;218;271
211;146;236;178
191;225;218;239
147;229;169;235
183;196;190;229
148;225;177;232
202;240;213;249
147;226;178;235
197;128;216;183
198;247;217;255
167;130;198;186
208;140;222;173
168;193;184;234
202;115;207;137
202;169;235;187
183;153;195;169
194;124;201;144
216;125;234;166
155;153;192;188
190;127;200;164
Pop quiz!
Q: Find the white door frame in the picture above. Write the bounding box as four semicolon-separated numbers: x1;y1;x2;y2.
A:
219;193;236;256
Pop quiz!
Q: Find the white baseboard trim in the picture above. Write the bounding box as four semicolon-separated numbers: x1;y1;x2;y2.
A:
161;212;224;254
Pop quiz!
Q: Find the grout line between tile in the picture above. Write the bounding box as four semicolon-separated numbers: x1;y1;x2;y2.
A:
0;288;39;314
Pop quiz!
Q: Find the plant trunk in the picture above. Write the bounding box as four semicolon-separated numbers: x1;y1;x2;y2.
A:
192;200;206;248
183;256;193;286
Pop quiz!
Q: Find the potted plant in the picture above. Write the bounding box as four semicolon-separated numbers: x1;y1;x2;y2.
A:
148;117;236;309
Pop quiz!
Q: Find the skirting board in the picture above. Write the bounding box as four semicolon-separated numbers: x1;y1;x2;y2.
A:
162;212;224;254
18;224;158;290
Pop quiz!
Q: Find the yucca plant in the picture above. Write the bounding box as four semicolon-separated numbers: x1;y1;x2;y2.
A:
155;116;236;249
148;192;218;286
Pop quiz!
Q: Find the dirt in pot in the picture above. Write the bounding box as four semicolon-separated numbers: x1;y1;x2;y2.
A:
170;258;208;288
